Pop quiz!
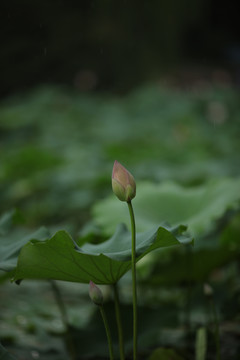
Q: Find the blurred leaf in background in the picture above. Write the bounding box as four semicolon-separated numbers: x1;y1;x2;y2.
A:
0;84;240;231
0;82;240;359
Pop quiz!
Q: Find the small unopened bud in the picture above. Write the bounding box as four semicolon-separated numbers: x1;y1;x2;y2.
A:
203;283;214;297
89;281;103;306
112;160;136;202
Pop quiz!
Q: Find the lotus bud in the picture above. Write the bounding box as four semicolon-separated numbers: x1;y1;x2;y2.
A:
89;281;103;306
203;283;214;297
112;160;136;202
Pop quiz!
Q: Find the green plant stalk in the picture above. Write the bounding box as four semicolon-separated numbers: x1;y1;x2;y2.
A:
99;305;114;360
210;298;221;360
113;283;125;360
185;244;193;331
127;200;138;360
195;327;207;360
50;280;76;360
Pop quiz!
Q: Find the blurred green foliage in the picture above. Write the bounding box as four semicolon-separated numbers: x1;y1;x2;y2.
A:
0;84;239;230
0;84;240;359
93;178;240;236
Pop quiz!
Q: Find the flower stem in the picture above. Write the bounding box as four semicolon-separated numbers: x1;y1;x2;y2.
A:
113;283;125;360
50;280;76;360
99;305;114;360
210;298;221;360
127;200;138;360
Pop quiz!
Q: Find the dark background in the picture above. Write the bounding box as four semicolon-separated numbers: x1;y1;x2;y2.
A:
1;0;239;98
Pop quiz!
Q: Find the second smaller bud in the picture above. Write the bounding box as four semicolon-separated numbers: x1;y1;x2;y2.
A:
89;281;104;306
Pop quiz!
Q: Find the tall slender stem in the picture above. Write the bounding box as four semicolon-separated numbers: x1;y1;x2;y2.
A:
113;283;125;360
210;298;221;360
99;306;114;360
50;280;76;360
127;200;138;360
50;280;68;327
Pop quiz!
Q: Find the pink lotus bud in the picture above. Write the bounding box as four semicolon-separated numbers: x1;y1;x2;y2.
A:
89;281;103;306
112;161;136;202
203;283;214;297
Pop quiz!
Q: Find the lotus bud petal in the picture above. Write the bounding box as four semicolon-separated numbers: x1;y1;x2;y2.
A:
89;281;103;306
203;283;214;297
112;161;136;202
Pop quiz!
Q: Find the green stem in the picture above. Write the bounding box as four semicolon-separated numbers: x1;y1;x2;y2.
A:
210;298;221;360
99;306;114;360
185;244;193;332
127;200;138;360
50;280;76;360
113;283;125;360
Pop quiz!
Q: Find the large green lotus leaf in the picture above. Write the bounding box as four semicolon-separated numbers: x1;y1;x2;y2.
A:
93;178;240;237
0;209;24;236
0;227;49;273
140;245;239;286
13;224;192;285
0;210;49;273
